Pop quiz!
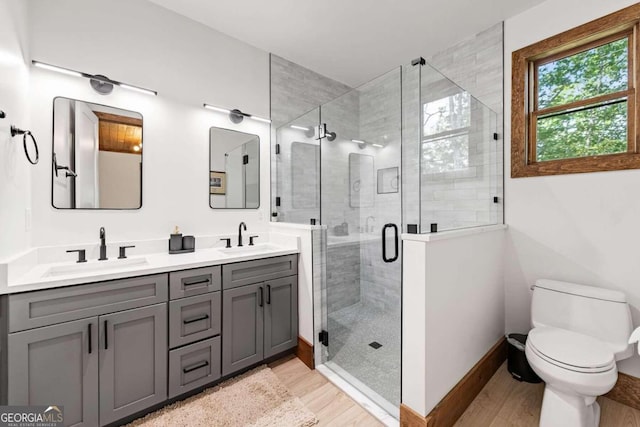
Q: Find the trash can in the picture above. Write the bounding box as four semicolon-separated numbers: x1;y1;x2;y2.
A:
506;333;542;383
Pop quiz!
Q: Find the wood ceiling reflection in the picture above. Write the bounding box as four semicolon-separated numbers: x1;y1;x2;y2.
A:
95;112;143;154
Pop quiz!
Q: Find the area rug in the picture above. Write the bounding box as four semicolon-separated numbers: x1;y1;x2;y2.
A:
127;366;319;427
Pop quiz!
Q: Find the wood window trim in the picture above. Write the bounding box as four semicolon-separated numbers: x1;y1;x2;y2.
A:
511;3;640;178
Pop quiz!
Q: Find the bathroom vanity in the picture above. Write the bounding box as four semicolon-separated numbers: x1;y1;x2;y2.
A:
0;251;298;427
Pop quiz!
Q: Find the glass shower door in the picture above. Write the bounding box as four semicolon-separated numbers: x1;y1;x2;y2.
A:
274;108;321;224
319;68;403;415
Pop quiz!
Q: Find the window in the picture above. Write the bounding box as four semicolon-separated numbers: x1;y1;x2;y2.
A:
511;4;640;177
422;92;471;174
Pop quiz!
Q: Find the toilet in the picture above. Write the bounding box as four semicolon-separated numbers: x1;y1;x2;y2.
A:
525;279;634;427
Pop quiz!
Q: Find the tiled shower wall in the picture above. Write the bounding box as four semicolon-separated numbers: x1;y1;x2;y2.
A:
424;23;504;229
270;54;351;224
403;23;504;232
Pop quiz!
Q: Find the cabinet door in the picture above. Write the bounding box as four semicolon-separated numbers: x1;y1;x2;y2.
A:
222;283;264;376
264;276;298;358
99;304;167;426
7;318;99;427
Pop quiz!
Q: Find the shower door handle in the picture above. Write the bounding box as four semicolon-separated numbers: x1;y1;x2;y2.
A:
382;223;399;263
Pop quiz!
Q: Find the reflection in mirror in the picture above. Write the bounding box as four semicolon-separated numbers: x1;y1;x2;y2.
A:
52;97;142;209
209;128;259;209
349;153;374;208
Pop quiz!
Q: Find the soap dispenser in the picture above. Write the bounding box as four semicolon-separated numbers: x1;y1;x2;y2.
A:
169;226;183;252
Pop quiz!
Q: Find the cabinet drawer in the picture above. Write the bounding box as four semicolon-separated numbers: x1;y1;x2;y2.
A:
169;266;221;299
169;292;221;348
169;336;221;399
8;274;168;332
222;255;298;290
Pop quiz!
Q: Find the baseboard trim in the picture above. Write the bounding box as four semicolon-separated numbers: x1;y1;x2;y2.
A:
400;403;428;427
400;337;507;427
605;371;640;411
295;336;314;370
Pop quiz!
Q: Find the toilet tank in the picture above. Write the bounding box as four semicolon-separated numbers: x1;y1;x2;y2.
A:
531;279;633;360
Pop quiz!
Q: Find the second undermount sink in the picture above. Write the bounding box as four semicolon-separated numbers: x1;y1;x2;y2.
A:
217;243;281;256
43;257;149;278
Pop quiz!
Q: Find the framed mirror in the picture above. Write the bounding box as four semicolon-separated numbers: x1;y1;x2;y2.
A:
52;97;143;209
209;127;260;209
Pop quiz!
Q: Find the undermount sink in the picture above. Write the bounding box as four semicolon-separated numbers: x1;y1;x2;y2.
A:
217;243;280;256
43;257;149;278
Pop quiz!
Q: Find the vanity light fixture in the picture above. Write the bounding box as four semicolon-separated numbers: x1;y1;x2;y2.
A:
203;103;271;124
32;61;158;96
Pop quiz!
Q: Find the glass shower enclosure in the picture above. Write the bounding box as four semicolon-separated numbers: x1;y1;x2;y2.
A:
275;68;403;414
272;59;501;419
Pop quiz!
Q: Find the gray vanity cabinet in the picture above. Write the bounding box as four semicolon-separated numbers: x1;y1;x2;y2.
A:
7;317;99;427
264;275;298;358
222;283;264;375
221;255;298;376
99;303;167;426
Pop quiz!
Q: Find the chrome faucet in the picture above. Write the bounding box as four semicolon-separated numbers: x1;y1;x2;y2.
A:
366;216;376;233
238;222;247;247
99;227;108;261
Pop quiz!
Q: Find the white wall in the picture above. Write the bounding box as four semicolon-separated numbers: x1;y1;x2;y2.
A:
25;0;270;250
402;227;505;416
504;0;640;377
0;0;31;259
269;223;316;344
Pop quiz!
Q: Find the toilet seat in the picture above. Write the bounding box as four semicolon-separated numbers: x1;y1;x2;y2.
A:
528;327;615;374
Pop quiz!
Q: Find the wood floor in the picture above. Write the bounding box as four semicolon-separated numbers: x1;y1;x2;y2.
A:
455;362;640;427
270;355;383;426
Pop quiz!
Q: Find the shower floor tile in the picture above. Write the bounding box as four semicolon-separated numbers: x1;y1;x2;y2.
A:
326;302;400;407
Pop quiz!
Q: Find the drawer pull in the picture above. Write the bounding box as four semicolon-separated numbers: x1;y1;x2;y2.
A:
183;278;210;287
183;314;209;325
183;360;209;373
88;323;92;354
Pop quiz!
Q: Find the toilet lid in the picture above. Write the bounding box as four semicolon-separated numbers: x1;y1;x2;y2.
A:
528;327;615;372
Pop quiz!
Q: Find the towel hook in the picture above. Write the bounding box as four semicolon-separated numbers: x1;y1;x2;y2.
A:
0;110;6;119
11;125;39;165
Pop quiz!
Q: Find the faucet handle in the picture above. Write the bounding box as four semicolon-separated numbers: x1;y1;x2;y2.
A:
220;238;232;248
66;249;87;263
118;245;135;259
249;236;259;246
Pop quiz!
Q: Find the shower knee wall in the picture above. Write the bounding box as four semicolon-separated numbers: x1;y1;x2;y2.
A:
402;226;506;416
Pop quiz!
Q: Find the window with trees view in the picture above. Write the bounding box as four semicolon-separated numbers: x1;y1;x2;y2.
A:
511;4;640;177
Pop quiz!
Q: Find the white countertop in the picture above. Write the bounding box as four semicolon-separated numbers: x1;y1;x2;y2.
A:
0;233;300;294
